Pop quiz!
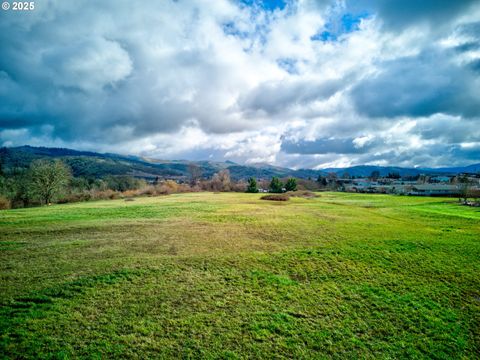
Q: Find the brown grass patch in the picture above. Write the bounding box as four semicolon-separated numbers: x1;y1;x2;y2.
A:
287;190;319;199
0;196;11;210
260;194;290;201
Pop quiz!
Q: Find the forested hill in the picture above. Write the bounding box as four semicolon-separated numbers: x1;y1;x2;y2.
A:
0;146;320;180
1;146;478;180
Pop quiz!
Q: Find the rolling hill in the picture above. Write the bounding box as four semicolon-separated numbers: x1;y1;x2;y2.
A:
0;146;478;180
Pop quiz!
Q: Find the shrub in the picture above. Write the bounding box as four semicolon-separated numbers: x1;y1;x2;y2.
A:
231;181;247;192
156;180;178;195
89;189;120;200
156;185;172;195
122;189;140;198
0;196;11;210
137;185;156;196
260;194;290;201
108;190;120;200
57;191;92;204
106;175;146;192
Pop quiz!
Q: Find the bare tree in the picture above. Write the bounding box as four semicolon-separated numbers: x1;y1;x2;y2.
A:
457;174;472;203
210;169;231;191
467;188;480;204
327;172;338;189
210;174;221;191
327;172;337;182
188;163;202;186
418;174;429;184
30;160;72;205
218;169;231;191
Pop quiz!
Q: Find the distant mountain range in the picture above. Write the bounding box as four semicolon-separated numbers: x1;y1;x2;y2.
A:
1;146;479;180
322;164;480;177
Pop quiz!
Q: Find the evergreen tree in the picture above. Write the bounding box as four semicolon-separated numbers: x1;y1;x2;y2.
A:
269;177;283;193
317;175;328;187
246;177;258;193
285;178;297;192
370;170;380;181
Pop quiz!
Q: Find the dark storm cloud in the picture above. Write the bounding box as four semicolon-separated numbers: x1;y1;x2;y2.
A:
349;0;478;31
404;143;480;167
469;59;480;73
454;42;480;53
238;78;345;115
410;116;480;144
459;22;480;37
281;137;379;155
351;49;480;119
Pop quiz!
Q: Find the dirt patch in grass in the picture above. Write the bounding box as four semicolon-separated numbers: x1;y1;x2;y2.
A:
260;191;318;201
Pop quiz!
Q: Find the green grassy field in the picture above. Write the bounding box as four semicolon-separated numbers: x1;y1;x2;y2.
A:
1;192;479;359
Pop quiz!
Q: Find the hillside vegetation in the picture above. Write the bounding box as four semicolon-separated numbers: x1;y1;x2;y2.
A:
0;193;479;358
0;146;318;180
2;146;478;180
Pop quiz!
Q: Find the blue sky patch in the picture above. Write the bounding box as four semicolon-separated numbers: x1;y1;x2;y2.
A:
312;11;370;42
341;13;367;32
312;30;337;42
239;0;288;12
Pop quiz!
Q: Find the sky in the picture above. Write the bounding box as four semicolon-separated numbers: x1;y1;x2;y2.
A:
0;0;479;169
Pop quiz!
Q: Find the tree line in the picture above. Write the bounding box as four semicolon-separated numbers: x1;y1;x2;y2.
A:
0;159;314;210
245;176;297;193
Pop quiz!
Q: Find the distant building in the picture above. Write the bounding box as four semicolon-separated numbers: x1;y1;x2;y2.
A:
406;184;459;196
429;176;452;183
344;183;461;196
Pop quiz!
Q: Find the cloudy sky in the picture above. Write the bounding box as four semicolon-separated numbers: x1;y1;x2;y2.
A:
1;0;479;169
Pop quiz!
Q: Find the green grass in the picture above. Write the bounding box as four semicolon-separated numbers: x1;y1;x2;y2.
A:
1;192;479;359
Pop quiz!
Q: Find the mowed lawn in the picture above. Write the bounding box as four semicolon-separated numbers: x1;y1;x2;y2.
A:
0;193;479;359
